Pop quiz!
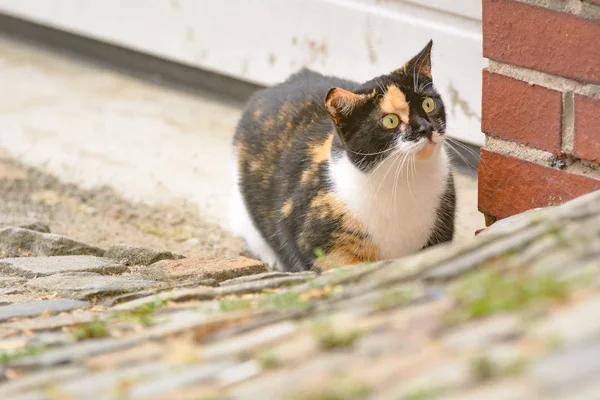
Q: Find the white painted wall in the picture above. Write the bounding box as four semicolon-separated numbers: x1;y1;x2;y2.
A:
0;0;485;145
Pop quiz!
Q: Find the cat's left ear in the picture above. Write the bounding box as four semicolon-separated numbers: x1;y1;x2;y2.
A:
398;40;433;79
325;88;369;125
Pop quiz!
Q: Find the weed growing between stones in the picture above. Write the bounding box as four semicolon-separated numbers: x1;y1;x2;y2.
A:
373;286;415;312
470;354;497;382
219;298;254;312
70;297;168;340
286;374;371;400
256;349;280;370
219;290;311;313
71;318;110;341
444;267;570;325
311;319;362;350
263;291;309;309
0;345;47;365
469;352;529;382
114;297;168;327
402;384;440;400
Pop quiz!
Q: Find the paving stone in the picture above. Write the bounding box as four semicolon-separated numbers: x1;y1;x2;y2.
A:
0;366;86;397
378;359;472;399
0;256;126;278
140;311;249;340
129;361;234;399
0;312;95;332
10;337;142;368
0;277;26;288
56;361;172;398
0;332;72;349
531;297;600;347
477;207;543;237
422;225;546;281
0;288;23;296
0;227;104;257
27;272;158;299
531;340;600;393
85;342;164;371
0;299;89;322
107;290;158;306
228;353;354;399
441;380;541;400
112;286;217;311
554;379;600;400
220;271;314;286
141;256;267;284
218;275;313;296
217;360;261;386
0;215;50;233
202;322;297;360
442;315;522;351
104;243;184;266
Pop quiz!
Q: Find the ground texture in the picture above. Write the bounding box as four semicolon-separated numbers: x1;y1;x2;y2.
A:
1;155;600;400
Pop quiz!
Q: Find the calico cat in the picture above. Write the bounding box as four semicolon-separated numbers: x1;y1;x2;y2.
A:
230;40;455;272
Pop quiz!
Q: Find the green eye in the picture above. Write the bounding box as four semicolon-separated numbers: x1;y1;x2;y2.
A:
381;113;400;129
422;97;435;113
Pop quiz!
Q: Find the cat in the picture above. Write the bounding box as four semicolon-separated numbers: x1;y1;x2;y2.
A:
229;40;455;272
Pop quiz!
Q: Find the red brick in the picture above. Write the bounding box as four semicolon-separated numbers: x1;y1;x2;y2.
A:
482;71;562;153
574;95;600;163
478;149;600;219
483;0;600;84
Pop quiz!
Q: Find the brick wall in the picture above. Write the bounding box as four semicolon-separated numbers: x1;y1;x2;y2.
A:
479;0;600;225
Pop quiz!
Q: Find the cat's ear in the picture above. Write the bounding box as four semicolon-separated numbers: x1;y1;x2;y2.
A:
324;88;369;125
398;40;433;79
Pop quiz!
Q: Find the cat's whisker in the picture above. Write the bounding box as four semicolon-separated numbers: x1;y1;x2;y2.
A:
445;136;480;159
374;152;401;198
364;147;403;185
344;146;396;157
376;78;386;94
444;137;480;170
392;151;406;210
410;154;417;200
405;153;415;203
445;141;477;170
420;81;433;91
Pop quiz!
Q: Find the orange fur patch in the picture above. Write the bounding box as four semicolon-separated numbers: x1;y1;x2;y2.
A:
380;85;409;123
300;169;312;185
281;198;293;218
310;134;334;164
315;236;380;271
308;190;380;270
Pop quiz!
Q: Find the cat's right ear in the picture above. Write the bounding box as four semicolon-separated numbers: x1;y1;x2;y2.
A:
325;88;368;125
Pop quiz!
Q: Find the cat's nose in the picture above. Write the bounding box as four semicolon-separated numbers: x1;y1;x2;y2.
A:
416;125;433;140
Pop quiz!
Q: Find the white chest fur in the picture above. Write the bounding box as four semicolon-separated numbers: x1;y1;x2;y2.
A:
328;146;450;260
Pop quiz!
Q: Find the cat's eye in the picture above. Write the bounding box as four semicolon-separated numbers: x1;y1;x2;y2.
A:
381;113;400;129
422;97;435;113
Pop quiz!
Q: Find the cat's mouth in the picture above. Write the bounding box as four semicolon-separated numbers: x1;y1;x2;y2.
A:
414;131;442;160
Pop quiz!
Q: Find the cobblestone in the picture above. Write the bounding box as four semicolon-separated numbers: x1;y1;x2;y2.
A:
0;227;105;258
0;299;89;322
104;243;184;266
26;272;158;299
0;185;598;398
0;256;126;277
141;256;267;284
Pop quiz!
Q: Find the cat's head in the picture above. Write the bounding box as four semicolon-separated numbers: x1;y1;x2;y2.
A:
324;40;446;172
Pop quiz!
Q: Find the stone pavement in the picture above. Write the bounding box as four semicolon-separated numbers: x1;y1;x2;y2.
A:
0;183;599;399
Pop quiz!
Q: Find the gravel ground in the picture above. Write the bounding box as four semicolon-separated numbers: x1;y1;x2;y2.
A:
0;153;245;259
